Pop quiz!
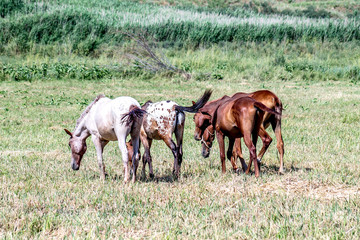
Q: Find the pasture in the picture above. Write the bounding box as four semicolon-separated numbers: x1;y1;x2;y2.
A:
1;68;360;238
1;0;360;238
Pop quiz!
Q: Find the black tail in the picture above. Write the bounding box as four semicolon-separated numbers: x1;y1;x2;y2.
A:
121;106;147;126
175;89;213;113
254;102;281;116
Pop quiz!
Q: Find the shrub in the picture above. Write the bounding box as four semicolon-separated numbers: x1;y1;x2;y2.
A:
0;0;24;18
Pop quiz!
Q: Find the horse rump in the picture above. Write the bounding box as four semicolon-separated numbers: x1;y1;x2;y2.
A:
175;89;213;113
121;105;147;126
253;102;281;116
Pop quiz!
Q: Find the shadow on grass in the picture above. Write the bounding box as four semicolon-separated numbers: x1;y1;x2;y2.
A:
225;163;313;177
139;171;195;183
90;164;313;181
257;164;313;175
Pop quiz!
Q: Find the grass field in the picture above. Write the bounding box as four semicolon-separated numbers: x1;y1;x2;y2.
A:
1;66;360;238
1;0;360;238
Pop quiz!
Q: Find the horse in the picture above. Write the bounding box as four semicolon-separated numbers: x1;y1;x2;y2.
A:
64;94;146;183
193;90;284;174
206;96;280;177
133;90;212;178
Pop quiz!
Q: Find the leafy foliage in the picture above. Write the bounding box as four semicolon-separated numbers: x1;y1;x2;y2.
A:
0;0;24;18
0;63;113;81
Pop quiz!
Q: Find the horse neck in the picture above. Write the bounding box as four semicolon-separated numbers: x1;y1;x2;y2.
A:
73;118;90;140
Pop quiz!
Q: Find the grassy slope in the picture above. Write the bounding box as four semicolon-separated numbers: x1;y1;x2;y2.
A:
1;46;360;238
1;0;360;56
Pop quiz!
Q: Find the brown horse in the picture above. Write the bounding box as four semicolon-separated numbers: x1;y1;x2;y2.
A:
194;90;284;174
211;96;279;177
127;90;212;179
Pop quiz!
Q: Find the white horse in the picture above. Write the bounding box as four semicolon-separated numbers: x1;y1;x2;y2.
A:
64;94;146;183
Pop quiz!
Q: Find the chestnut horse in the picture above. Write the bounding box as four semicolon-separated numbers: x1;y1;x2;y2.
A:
209;96;279;177
194;90;284;173
64;95;145;183
138;90;212;178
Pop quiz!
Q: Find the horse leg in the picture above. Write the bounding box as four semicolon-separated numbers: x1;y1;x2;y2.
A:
141;136;153;179
115;129;131;183
130;134;141;183
175;113;185;172
250;112;263;177
243;132;258;177
256;127;272;164
91;135;109;180
272;119;284;174
233;138;248;173
227;138;238;173
216;131;226;174
163;137;179;177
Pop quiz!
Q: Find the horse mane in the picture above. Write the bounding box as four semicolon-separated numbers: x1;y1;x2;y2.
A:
74;94;105;130
200;95;230;114
141;100;153;110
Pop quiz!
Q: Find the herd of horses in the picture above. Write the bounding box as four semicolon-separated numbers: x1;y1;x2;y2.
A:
64;89;284;182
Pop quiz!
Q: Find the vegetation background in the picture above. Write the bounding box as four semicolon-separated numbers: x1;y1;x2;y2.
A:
1;0;360;238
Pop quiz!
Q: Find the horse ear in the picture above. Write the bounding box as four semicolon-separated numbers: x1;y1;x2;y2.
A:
201;112;211;117
64;129;73;137
192;101;196;105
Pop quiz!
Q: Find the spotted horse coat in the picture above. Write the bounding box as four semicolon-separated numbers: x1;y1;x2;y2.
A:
139;90;212;178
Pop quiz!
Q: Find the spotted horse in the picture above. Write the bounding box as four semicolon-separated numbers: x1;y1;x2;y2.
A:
138;90;212;178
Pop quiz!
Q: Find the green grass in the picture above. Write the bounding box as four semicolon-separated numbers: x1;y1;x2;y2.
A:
1;43;360;238
1;0;360;55
1;0;360;238
1;40;360;83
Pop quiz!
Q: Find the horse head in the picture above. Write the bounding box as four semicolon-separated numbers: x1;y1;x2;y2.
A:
200;125;215;158
193;112;211;141
64;129;87;170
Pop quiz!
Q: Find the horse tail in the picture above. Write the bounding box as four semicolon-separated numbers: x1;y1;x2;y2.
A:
274;100;283;123
121;105;147;127
254;102;280;116
175;89;213;113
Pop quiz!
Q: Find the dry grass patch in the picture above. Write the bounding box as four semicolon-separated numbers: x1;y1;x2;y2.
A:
259;176;360;201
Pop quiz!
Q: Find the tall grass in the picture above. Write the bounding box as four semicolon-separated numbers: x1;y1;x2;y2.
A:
1;0;360;54
1;40;359;83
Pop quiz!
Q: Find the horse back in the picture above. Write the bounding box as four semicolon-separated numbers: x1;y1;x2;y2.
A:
215;97;258;136
93;97;140;140
142;101;178;139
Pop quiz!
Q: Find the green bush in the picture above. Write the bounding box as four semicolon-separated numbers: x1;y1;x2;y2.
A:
0;63;114;81
0;0;24;18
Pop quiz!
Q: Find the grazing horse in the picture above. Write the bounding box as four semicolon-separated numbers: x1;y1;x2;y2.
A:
194;90;284;174
64;94;146;183
210;96;280;177
139;90;212;178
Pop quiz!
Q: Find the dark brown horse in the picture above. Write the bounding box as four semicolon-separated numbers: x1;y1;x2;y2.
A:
194;90;284;174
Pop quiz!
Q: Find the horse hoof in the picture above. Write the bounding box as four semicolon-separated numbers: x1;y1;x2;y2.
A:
257;159;261;168
149;173;154;179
